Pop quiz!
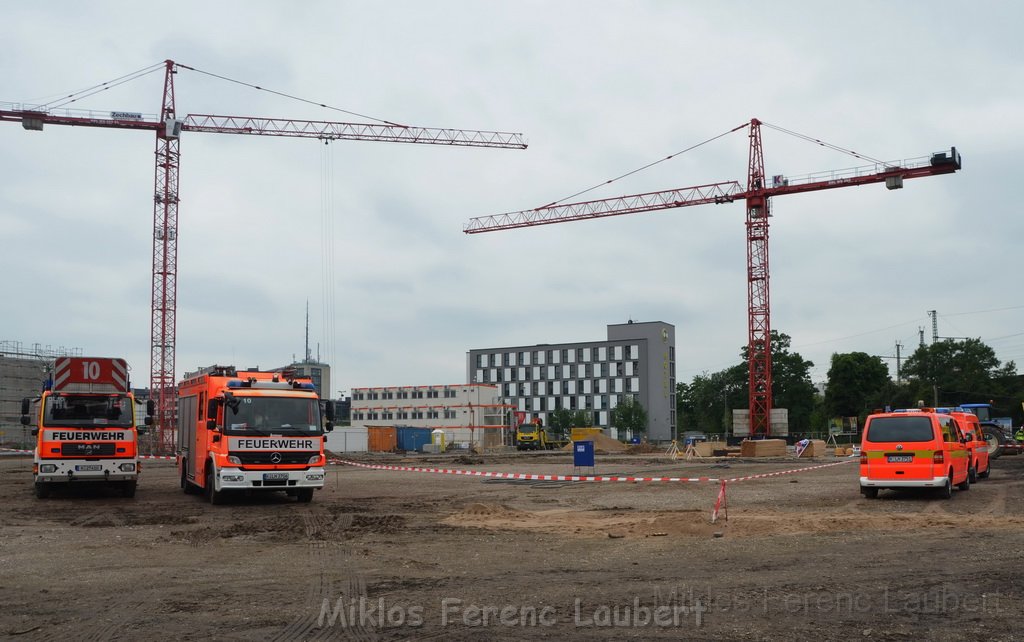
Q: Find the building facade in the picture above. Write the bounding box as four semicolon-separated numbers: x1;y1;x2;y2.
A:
345;383;512;450
466;321;676;441
274;360;331;402
0;341;82;449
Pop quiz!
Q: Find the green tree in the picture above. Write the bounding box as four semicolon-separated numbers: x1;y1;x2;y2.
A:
678;368;745;434
824;352;890;418
547;407;574;438
901;338;1016;406
738;331;816;432
611;396;648;438
571;410;593;428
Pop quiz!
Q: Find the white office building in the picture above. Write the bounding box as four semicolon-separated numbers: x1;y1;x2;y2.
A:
334;383;512;451
466;321;676;441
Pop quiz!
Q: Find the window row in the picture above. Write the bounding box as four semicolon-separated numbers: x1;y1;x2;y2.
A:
475;344;640;369
353;388;459;401
475;362;641;384
499;377;640;397
352;408;458;421
513;393;637;414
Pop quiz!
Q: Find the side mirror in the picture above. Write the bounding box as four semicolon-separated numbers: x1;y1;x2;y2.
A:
31;428;39;437
146;399;155;416
21;398;31;415
325;421;334;433
144;416;153;426
325;401;336;422
206;419;217;431
207;399;219;421
137;426;148;435
20;416;30;426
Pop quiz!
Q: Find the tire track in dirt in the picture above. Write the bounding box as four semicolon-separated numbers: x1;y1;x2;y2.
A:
270;511;377;642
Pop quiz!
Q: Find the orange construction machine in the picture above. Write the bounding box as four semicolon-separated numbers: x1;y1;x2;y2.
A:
22;356;152;499
176;365;334;504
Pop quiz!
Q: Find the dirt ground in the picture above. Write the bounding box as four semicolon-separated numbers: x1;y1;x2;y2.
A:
2;450;1023;641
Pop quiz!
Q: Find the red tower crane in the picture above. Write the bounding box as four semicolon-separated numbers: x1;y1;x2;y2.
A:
2;59;527;452
464;118;960;437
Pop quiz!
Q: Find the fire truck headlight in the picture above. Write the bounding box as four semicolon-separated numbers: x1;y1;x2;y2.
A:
307;455;322;465
227;456;242;465
39;464;57;473
306;473;324;481
119;463;136;472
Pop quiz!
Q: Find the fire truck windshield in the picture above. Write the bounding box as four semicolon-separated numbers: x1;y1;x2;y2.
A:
224;396;322;435
43;394;133;428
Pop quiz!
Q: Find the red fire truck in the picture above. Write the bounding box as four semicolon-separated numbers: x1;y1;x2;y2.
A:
176;365;333;504
22;356;151;498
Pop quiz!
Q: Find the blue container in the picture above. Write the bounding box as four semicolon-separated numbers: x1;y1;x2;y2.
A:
396;426;432;452
573;441;595;467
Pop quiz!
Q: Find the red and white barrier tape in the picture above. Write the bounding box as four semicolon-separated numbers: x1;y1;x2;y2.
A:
333;459;718;483
723;458;856;483
0;449;175;460
711;480;728;524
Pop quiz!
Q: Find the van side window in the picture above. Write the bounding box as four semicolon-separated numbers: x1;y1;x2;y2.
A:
939;417;954;442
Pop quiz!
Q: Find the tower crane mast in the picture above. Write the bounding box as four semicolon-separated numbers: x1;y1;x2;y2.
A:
2;59;527;452
465;118;960;437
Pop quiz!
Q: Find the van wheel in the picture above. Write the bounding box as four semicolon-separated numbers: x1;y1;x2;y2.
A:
957;468;971;491
979;461;991;479
296;488;314;503
937;477;953;499
34;482;51;499
861;486;878;499
969;464;978;484
206;464;226;505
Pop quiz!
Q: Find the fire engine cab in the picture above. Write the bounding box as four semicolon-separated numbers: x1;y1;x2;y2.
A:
176;365;333;504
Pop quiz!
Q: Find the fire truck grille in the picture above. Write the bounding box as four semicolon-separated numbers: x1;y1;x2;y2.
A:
60;443;116;456
231;451;318;465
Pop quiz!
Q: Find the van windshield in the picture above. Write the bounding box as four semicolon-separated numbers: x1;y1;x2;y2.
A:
866;416;933;442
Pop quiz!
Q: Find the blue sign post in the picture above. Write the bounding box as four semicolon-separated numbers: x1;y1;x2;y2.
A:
573;440;595;475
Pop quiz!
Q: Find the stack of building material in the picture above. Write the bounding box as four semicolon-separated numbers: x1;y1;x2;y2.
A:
739;439;788;457
692;441;716;457
797;439;828;457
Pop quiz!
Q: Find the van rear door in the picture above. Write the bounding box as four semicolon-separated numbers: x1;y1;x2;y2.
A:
863;415;938;481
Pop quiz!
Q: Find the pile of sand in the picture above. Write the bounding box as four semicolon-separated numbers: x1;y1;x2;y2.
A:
560;432;629;453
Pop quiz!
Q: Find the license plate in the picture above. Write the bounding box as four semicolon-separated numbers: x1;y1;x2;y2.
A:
887;455;913;463
76;464;103;471
263;472;289;481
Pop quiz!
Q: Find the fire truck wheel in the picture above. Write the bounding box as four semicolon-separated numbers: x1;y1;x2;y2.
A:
296;488;314;503
860;486;878;499
181;461;199;495
969;464;978;484
957;470;971;491
121;480;137;498
206;464;227;505
34;482;51;499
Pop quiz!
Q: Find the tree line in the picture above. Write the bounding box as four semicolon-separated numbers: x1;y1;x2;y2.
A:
677;331;1023;435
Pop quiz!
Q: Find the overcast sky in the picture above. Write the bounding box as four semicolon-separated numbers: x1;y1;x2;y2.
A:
2;2;1022;398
